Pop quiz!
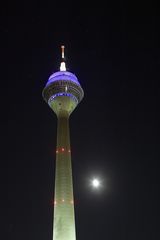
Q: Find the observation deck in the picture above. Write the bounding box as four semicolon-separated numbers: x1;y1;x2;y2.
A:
42;70;84;105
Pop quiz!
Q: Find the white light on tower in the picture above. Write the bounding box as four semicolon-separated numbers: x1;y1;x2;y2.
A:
60;45;66;71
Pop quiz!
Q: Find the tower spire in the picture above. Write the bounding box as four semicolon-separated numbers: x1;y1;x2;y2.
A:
61;45;65;59
60;45;66;71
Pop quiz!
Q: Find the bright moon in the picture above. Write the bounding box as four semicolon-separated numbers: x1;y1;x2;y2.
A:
92;178;100;188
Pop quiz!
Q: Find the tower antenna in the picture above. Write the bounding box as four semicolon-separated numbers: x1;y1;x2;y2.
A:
60;45;66;71
61;45;65;59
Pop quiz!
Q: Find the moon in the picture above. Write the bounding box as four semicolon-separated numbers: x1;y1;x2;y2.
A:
91;178;100;188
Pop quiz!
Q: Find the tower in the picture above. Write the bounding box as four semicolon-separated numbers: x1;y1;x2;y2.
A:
42;46;84;240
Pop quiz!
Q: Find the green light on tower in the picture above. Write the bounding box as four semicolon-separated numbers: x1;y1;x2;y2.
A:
42;46;84;240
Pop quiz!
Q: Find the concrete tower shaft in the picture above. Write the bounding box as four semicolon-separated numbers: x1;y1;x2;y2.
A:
42;47;84;240
53;115;75;240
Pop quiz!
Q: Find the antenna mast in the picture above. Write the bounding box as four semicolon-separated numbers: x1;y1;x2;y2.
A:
60;45;66;71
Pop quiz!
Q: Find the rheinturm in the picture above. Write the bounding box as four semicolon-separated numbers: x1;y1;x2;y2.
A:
42;46;84;240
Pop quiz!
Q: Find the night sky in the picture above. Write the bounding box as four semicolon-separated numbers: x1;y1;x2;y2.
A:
3;3;160;240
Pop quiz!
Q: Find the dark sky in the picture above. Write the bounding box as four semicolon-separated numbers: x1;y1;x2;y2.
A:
2;2;160;240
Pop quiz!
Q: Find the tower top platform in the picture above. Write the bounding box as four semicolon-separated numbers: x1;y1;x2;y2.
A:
46;71;80;87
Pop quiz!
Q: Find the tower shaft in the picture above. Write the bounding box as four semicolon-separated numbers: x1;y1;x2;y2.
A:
53;114;76;240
